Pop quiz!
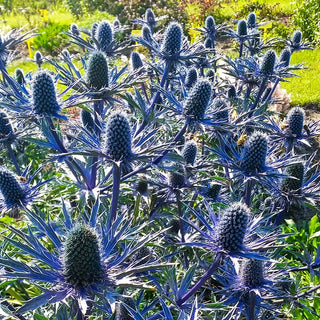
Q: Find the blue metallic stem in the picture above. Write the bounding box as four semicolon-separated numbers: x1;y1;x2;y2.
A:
250;78;267;111
110;162;121;223
244;179;254;206
266;78;280;103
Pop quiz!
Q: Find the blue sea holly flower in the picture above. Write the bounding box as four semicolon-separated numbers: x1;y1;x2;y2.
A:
0;204;166;316
96;21;114;53
0;112;16;146
86;51;109;90
182;141;197;166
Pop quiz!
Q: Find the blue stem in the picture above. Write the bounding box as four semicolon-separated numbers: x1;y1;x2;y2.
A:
266;78;280;103
7;144;21;175
239;42;244;57
244;180;254;206
250;78;267;111
110;162;121;223
176;252;224;306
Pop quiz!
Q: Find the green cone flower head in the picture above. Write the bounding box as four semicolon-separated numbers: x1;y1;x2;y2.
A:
97;21;113;52
130;51;143;70
182;141;197;165
260;50;276;75
81;109;95;132
247;12;256;28
86;51;108;90
0;167;26;208
168;164;185;189
237;19;247;36
161;22;183;56
63;225;104;287
241;132;268;174
287;106;304;137
240;259;264;288
205;16;216;33
279;48;291;67
31;70;59;116
185;67;198;90
184;79;212;120
281;163;304;193
216;202;249;252
105;112;132;161
15;68;25;84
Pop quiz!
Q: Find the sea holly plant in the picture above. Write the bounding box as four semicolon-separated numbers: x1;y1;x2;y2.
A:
0;8;319;320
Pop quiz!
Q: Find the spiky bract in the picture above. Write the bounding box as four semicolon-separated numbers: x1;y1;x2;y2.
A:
213;99;228;121
237;19;247;36
287;107;304;137
105;112;132;161
182;141;197;165
184;79;212;120
185;67;198;90
86;51;108;89
116;297;136;320
63;225;104;287
31;70;59;116
281;163;304;193
130;51;143;70
0;167;26;208
145;8;156;28
241;132;268;174
260;50;276;75
97;21;113;52
161;22;183;56
70;23;80;36
240;259;264;288
216;202;249;252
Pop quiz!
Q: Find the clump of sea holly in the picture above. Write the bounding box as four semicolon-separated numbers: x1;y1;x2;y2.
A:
161;22;183;56
281;163;304;193
184;79;212;121
105;112;132;161
182;141;197;165
31;70;60;116
97;21;113;52
216;202;249;252
287;107;305;137
63;225;104;287
86;51;108;90
0;167;26;208
240;259;265;288
241;132;268;174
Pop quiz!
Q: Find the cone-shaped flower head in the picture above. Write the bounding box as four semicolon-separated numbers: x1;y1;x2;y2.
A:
206;183;221;201
216;202;249;252
136;179;148;195
116;297;136;320
247;12;256;29
81;109;95;132
63;225;104;287
185;67;198;90
0;167;26;208
228;85;237;99
70;23;80;36
97;21;113;52
184;79;212;120
145;8;156;28
241;132;268;174
204;37;213;48
0;112;13;137
15;68;25;84
168;164;185;189
279;48;291;67
205;16;216;33
142;25;152;41
260;50;277;75
214;99;229;121
91;22;98;38
113;19;120;28
237;19;247;36
281;163;304;193
240;259;264;288
292;30;302;46
34;51;43;67
130;51;143;70
105;112;132;161
86;51;108;90
287;106;305;137
161;22;183;56
31;70;59;116
182;141;197;165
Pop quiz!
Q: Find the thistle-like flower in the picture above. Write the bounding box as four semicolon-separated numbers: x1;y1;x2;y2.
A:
0;112;15;145
161;22;183;56
81;109;95;133
185;67;198;90
14;68;25;84
96;21;114;52
240;259;265;288
281;163;304;193
279;47;291;67
70;23;80;36
86;51;109;90
237;19;248;36
31;70;60;116
34;51;43;68
105;112;132;161
145;8;156;30
260;50;277;76
182;141;197;165
247;12;257;29
287;106;304;137
168;165;185;189
130;51;143;71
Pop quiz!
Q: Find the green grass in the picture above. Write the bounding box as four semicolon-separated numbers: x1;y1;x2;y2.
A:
282;49;320;106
